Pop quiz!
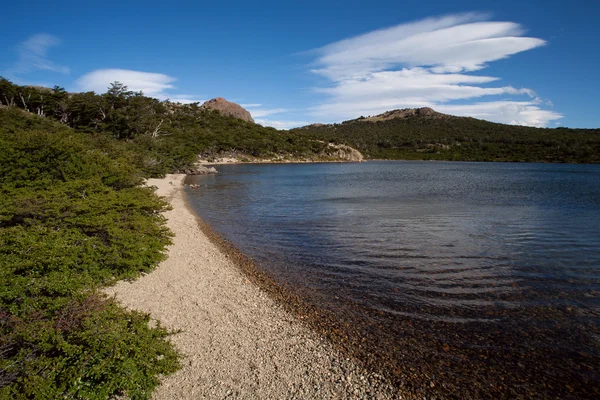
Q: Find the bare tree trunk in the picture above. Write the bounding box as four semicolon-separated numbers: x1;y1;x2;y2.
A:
3;95;15;106
58;101;69;124
19;94;29;111
149;119;164;138
37;95;45;117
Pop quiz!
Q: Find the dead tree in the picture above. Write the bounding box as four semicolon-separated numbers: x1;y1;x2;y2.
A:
36;95;45;117
19;93;30;112
148;119;164;138
58;101;70;124
3;95;15;106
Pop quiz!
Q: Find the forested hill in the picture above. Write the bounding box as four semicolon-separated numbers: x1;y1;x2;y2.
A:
293;108;600;163
0;77;365;397
0;78;352;176
4;77;598;166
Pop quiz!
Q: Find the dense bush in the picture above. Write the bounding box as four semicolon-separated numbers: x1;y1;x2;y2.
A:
0;297;177;399
0;108;179;399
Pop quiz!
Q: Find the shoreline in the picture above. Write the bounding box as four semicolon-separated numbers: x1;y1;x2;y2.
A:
105;174;401;399
178;166;600;400
198;159;364;166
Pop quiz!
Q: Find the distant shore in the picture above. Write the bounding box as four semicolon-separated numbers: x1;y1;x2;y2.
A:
105;174;399;399
198;158;363;166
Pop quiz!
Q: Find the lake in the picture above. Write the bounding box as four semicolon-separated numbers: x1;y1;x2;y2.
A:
186;161;600;399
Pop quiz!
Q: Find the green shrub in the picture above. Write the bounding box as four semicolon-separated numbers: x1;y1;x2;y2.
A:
0;107;179;398
0;296;179;399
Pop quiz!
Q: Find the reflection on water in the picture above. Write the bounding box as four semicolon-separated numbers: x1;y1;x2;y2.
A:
186;161;600;398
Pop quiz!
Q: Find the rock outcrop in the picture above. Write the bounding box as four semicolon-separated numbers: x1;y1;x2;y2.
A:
325;143;364;162
361;107;443;122
200;97;254;123
296;108;446;130
178;165;218;175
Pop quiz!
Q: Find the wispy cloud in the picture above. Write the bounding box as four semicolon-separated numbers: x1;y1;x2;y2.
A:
247;108;289;118
164;94;206;104
436;101;562;127
76;69;175;96
75;69;205;103
309;13;561;127
254;118;309;130
243;104;300;128
4;33;69;79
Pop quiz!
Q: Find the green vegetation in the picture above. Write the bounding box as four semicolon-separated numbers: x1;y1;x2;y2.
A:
0;107;178;399
0;76;355;399
0;78;334;177
0;76;352;398
293;114;600;163
3;78;599;166
1;76;598;398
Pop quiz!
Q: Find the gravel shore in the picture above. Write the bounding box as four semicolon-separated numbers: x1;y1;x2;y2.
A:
105;174;402;399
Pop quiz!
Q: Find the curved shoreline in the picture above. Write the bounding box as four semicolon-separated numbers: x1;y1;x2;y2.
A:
105;174;401;399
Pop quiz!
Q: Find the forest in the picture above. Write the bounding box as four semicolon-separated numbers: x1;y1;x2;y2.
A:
0;78;337;177
293;113;600;163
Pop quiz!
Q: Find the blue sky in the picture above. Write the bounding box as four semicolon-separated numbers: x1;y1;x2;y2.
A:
1;0;598;129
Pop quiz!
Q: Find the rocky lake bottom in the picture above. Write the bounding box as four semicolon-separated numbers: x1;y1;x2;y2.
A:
186;161;600;399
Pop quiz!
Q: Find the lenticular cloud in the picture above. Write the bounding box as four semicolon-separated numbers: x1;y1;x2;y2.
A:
76;69;176;98
309;13;562;127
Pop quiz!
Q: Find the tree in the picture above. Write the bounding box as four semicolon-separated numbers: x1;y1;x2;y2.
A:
106;81;133;99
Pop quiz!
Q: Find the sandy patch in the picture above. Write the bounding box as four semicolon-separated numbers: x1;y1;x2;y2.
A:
105;174;399;399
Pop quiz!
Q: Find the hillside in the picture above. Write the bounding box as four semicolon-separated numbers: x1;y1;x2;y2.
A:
0;78;370;397
293;108;600;163
0;78;360;177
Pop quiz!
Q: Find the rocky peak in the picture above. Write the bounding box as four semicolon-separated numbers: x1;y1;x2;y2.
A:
360;107;444;122
200;97;254;123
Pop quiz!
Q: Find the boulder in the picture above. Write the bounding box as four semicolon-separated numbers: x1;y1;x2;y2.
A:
325;143;364;162
178;165;219;175
200;97;254;123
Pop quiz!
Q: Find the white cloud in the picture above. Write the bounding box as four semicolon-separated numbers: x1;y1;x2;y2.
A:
436;101;562;127
247;107;310;129
313;13;544;80
247;108;288;118
76;69;176;97
5;33;69;77
242;104;291;121
255;118;309;130
244;105;302;128
233;104;301;128
75;69;208;103
309;14;561;127
315;68;524;102
167;94;206;104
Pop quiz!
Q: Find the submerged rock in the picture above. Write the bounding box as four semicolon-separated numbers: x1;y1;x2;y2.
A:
179;165;219;175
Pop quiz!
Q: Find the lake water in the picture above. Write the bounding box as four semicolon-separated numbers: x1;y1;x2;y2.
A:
186;161;600;398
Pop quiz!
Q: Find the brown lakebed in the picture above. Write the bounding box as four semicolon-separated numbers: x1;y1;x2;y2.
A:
186;161;600;399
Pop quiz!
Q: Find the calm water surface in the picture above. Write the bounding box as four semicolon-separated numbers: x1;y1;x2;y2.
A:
186;161;600;398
